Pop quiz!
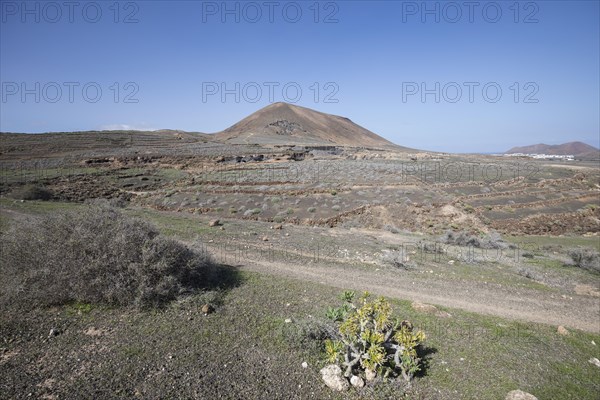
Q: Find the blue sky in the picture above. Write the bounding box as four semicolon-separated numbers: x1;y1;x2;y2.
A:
1;0;598;153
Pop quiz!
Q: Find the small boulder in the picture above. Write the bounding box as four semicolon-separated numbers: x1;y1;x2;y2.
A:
274;224;283;230
301;361;308;369
557;325;569;336
201;304;215;315
262;236;269;241
505;390;538;400
84;327;105;337
320;364;349;391
209;219;221;227
589;357;600;367
350;375;365;388
412;301;451;318
48;328;60;338
365;368;376;381
412;301;438;314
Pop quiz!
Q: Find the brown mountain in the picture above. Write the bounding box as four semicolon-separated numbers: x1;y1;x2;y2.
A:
214;102;403;149
506;141;599;157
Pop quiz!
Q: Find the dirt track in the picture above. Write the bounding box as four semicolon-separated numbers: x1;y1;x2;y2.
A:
237;256;600;333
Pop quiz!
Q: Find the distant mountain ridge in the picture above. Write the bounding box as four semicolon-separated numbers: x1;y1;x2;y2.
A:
506;141;599;157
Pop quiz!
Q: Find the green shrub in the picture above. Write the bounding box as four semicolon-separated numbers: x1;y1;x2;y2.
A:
0;206;217;309
324;292;426;382
340;290;355;303
325;303;352;322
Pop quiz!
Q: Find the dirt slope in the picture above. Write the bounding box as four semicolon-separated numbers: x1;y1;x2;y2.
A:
215;102;405;149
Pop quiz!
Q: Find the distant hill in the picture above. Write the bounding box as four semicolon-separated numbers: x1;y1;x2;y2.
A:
214;102;404;149
506;141;599;158
1;103;420;153
0;130;217;160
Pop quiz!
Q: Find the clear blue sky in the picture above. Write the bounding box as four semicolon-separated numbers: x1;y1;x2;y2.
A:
1;0;598;153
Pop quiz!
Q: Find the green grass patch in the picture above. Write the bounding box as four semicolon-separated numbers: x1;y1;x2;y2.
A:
0;198;80;214
125;208;215;239
507;235;600;251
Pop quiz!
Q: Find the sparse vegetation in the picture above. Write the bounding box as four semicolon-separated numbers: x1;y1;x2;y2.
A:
439;230;513;250
244;208;262;216
1;133;599;399
84;197;128;208
1;191;599;399
517;267;540;280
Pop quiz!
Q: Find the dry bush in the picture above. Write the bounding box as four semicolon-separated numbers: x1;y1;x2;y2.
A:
381;249;415;270
439;230;513;250
568;248;600;273
10;184;53;200
84;197;128;208
0;205;217;309
383;224;400;234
